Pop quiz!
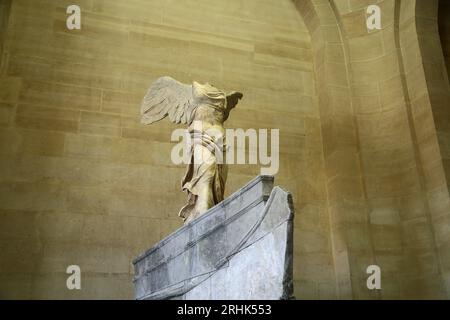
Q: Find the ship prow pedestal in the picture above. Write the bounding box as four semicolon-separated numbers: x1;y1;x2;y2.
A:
132;175;294;300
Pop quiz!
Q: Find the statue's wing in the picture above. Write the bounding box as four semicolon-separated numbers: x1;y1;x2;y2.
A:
140;76;196;125
223;91;243;121
226;91;243;110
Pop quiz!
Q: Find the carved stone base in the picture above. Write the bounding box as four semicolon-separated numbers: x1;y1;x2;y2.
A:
132;176;294;300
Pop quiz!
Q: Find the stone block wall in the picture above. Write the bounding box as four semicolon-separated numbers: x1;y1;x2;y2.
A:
294;0;450;299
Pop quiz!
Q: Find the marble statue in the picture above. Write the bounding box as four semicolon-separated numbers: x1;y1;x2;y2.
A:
140;76;243;223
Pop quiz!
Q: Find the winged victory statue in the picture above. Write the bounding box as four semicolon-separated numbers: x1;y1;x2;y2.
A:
140;76;243;223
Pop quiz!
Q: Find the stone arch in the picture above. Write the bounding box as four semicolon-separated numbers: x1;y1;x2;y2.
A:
294;0;450;299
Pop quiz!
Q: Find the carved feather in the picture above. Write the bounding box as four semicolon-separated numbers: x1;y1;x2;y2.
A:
140;76;196;125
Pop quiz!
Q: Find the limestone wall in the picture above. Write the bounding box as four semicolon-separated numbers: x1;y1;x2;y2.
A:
0;0;331;299
294;0;450;299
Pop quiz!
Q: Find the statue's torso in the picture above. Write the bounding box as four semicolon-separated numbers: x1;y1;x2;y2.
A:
190;103;225;136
